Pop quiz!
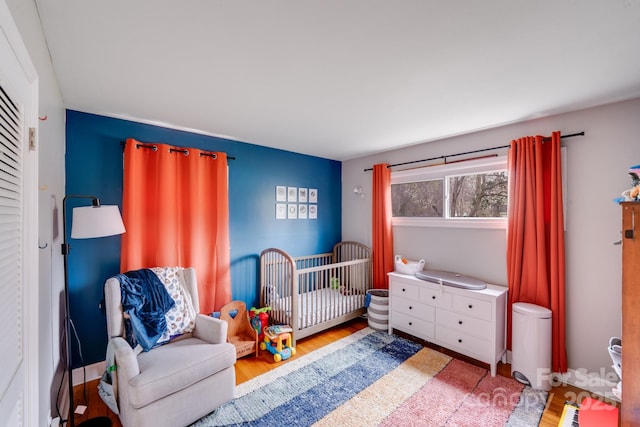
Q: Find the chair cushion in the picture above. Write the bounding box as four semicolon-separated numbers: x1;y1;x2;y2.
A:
128;337;236;408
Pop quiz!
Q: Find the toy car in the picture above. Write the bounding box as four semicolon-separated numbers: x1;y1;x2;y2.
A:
260;328;296;362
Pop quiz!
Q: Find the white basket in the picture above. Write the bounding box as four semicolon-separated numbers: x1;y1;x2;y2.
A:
394;255;425;275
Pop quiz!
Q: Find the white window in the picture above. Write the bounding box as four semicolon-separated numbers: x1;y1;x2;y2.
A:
391;155;508;229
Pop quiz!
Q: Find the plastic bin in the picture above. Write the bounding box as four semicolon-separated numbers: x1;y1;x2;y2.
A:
511;302;552;391
366;289;389;331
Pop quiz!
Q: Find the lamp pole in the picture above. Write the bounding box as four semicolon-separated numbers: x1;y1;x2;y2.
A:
62;195;98;427
61;195;123;427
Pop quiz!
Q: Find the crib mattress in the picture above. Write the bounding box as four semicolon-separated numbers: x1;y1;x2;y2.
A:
415;269;487;290
271;288;364;328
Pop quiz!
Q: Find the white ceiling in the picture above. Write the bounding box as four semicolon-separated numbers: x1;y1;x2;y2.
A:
35;1;640;160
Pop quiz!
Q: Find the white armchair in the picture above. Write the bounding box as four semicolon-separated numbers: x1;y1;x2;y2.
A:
104;267;236;427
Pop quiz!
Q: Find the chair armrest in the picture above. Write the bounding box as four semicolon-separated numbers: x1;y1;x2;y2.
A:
111;337;141;379
193;314;228;344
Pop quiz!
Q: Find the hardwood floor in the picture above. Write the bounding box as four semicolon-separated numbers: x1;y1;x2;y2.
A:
72;318;617;426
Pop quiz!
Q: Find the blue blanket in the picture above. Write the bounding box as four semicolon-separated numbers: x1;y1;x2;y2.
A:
116;269;175;351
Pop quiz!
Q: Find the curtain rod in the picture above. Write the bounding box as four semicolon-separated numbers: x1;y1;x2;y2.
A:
363;131;584;172
120;140;236;161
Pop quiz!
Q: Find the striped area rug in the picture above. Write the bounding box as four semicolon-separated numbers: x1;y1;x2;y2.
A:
191;328;547;426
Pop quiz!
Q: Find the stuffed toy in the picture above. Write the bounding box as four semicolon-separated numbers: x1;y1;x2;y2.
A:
616;166;640;203
628;171;639;201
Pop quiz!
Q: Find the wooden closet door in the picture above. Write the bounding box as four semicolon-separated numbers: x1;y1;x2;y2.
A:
622;202;640;426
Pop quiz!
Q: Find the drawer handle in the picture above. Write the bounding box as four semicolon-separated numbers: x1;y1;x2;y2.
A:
409;306;413;310
408;322;413;326
432;295;436;300
458;320;463;325
458;339;462;343
468;304;473;309
402;288;406;292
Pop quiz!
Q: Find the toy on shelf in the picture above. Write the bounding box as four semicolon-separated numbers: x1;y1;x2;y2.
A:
249;306;271;342
615;165;640;203
260;325;296;362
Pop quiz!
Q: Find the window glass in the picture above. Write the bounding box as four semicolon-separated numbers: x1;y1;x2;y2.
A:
390;155;508;228
448;171;508;218
392;179;443;217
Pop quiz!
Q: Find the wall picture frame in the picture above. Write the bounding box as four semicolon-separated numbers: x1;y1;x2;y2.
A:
288;203;298;219
276;203;286;219
309;204;317;219
298;204;308;219
299;187;308;203
276;185;287;202
287;187;297;202
309;188;318;203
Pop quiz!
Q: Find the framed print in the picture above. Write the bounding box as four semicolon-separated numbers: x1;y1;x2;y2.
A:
287;187;297;202
298;204;308;219
298;187;308;203
309;204;317;219
276;186;287;202
287;203;298;219
309;188;318;203
276;203;286;219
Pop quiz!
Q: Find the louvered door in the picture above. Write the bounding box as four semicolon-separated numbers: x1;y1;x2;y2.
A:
0;8;37;424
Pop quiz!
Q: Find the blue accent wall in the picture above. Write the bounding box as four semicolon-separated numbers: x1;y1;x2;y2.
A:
65;110;342;366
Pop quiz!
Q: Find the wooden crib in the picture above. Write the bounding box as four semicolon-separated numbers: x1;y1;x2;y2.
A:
259;241;372;345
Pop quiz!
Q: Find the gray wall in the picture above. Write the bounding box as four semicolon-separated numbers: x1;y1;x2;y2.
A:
342;97;640;379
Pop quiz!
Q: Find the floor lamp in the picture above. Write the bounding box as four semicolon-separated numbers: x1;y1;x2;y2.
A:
62;195;125;427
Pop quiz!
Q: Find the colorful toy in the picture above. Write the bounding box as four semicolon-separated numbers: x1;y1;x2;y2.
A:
615;166;640;203
260;326;296;362
249;306;271;341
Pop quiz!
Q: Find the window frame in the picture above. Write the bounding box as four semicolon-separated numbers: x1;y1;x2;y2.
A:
391;155;509;229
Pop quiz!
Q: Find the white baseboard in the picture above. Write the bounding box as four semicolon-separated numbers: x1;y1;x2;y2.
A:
504;349;619;401
72;361;106;386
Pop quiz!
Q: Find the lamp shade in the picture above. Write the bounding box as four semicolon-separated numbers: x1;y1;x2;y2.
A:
71;205;125;239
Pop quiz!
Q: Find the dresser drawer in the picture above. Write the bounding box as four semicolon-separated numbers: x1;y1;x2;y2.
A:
391;312;434;341
393;298;435;321
420;287;452;309
436;325;489;359
436;308;491;339
390;281;419;300
451;295;492;321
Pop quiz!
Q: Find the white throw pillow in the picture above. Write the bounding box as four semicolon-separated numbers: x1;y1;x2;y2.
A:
151;267;197;343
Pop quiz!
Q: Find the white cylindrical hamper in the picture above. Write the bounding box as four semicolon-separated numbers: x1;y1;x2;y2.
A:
367;289;389;331
511;302;552;391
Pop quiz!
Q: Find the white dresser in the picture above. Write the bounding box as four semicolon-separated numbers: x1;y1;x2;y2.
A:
388;272;507;376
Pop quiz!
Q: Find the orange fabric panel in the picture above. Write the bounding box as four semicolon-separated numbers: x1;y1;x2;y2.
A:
121;139;231;314
372;163;394;289
506;131;567;373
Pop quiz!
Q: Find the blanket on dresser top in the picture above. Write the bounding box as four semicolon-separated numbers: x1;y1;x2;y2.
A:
117;268;175;351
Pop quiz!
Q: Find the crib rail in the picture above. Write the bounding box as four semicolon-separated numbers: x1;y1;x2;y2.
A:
260;242;372;345
296;258;370;328
293;252;333;270
334;241;371;263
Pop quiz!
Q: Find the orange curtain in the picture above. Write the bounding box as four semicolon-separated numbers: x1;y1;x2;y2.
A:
121;138;232;314
372;163;394;289
506;131;567;373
